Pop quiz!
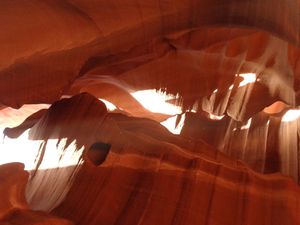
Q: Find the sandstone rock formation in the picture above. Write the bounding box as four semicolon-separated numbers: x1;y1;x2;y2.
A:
0;163;73;224
0;1;300;224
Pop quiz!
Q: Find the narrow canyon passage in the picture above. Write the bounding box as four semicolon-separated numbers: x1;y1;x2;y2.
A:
0;1;299;224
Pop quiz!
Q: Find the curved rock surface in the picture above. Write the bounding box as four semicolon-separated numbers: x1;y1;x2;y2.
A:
2;93;298;225
0;1;300;225
0;163;73;224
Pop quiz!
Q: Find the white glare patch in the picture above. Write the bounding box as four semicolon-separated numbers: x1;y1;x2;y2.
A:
238;73;257;87
161;114;185;134
212;89;218;94
99;99;117;111
282;109;300;122
60;95;71;99
208;114;225;120
0;129;83;170
131;89;182;115
241;118;252;130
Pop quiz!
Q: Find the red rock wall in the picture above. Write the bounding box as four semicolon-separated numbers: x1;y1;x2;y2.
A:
0;1;300;224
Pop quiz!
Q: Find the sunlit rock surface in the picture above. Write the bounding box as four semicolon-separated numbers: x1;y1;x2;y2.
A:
0;163;73;224
0;1;300;224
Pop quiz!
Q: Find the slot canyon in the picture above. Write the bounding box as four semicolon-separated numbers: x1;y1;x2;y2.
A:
0;1;299;224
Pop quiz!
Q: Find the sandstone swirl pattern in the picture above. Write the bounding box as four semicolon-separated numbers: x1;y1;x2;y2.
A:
0;1;300;224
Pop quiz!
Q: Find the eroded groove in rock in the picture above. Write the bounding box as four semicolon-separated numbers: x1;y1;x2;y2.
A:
0;163;73;224
181;109;300;183
0;93;297;225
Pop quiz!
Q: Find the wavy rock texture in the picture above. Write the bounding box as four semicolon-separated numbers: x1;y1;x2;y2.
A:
0;1;300;225
1;93;298;225
181;110;300;183
0;163;73;224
